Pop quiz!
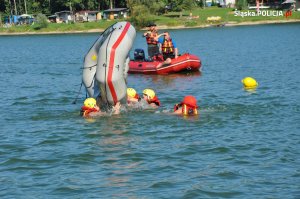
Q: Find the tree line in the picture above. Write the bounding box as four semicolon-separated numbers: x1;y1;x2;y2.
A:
0;0;207;16
0;0;127;15
1;0;246;28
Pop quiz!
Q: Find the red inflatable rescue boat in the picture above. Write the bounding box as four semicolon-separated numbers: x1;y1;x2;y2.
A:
128;49;201;75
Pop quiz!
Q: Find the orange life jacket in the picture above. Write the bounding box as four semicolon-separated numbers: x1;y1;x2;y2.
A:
162;38;174;54
182;104;198;116
146;32;158;45
81;106;98;117
148;96;161;106
174;103;198;116
134;93;140;99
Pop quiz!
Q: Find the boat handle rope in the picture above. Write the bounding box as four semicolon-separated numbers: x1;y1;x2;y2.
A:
81;64;97;70
72;82;83;104
72;74;95;104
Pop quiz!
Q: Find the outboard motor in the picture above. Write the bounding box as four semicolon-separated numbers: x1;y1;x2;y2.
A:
134;49;145;61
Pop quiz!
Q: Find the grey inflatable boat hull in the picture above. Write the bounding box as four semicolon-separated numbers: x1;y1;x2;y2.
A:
82;22;136;105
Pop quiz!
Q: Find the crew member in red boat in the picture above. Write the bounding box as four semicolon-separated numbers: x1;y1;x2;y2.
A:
143;23;160;59
173;95;198;116
156;31;178;68
142;88;161;108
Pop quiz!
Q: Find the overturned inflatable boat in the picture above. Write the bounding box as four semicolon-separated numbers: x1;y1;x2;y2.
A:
82;22;136;108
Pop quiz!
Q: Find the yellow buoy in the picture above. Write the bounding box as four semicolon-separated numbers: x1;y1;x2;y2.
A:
241;77;258;89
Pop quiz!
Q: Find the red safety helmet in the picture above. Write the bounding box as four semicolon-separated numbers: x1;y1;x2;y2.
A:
181;96;198;108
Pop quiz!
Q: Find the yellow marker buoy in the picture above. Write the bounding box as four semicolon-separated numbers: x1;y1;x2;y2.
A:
92;54;97;61
241;77;258;89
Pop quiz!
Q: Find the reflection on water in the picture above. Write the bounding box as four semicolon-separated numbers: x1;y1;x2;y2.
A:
243;87;258;93
90;121;142;194
136;71;201;86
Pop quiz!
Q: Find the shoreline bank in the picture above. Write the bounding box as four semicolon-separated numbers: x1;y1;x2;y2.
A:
1;19;300;36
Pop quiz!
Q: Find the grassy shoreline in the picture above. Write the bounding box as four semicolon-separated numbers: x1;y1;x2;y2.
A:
1;7;299;35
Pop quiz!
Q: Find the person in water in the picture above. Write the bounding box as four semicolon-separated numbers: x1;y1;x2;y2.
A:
143;23;160;59
127;87;140;104
81;98;100;117
156;31;178;68
81;97;121;117
173;95;198;116
142;88;161;108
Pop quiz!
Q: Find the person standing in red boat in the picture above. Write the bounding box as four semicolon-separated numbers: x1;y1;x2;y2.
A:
156;31;178;68
143;23;160;59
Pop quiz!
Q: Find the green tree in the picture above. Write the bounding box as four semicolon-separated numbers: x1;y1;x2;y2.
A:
0;0;129;15
127;0;165;15
33;13;48;29
181;0;195;11
2;0;13;15
236;0;248;10
144;0;166;15
0;0;6;12
166;0;195;17
129;4;154;28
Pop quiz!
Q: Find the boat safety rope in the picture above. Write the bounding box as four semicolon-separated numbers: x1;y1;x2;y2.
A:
72;82;83;104
81;64;97;70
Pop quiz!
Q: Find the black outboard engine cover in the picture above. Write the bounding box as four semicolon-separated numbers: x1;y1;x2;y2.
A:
134;49;145;61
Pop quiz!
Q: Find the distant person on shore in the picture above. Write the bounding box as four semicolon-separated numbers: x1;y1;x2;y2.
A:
293;2;296;11
173;96;198;116
156;31;178;68
143;23;160;59
142;89;161;108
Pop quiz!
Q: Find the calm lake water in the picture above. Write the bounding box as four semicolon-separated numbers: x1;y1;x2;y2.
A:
1;23;300;198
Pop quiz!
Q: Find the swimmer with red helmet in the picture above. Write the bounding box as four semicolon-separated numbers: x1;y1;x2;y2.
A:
142;88;161;108
173;95;198;116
